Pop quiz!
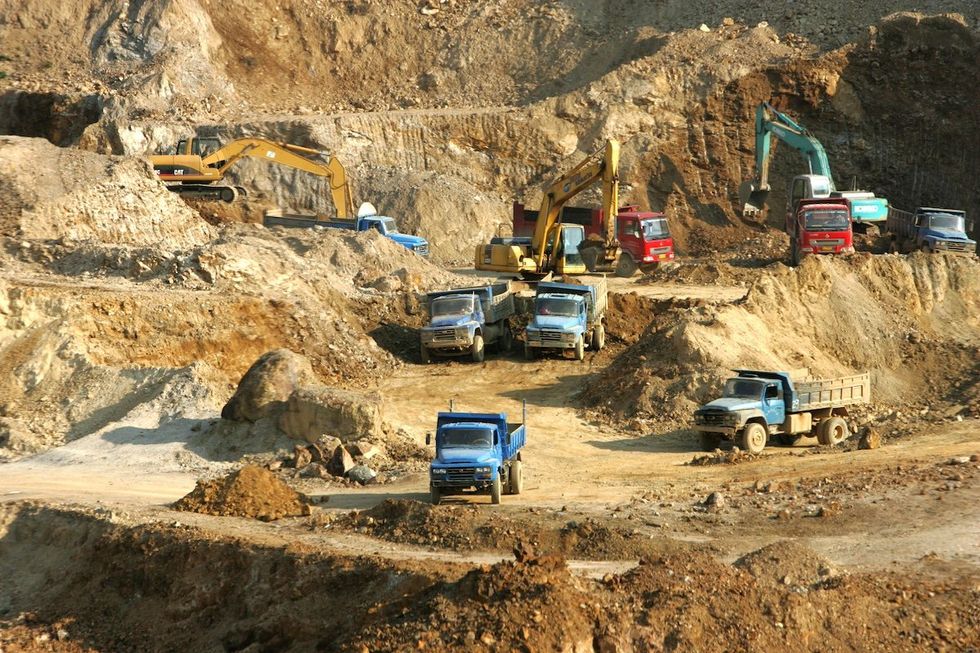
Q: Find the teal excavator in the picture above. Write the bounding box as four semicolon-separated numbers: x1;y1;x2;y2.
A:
739;102;888;228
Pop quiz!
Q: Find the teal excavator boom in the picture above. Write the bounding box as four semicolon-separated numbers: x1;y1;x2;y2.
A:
739;103;889;226
739;102;833;216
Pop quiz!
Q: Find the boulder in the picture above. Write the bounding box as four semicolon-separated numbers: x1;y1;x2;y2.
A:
278;385;383;443
221;350;317;423
858;427;881;450
291;444;312;469
347;464;378;485
327;445;356;477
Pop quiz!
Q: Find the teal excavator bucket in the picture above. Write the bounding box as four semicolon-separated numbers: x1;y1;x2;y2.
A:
738;180;770;217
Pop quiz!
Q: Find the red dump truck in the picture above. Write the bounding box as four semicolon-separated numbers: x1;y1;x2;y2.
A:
786;198;854;266
512;202;674;275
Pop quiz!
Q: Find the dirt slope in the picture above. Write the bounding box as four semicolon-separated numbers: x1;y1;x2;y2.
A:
583;253;980;423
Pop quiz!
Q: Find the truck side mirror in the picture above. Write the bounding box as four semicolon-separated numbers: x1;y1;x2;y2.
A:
425;432;432;445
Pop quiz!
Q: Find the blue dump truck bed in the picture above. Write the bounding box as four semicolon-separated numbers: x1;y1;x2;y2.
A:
428;410;527;505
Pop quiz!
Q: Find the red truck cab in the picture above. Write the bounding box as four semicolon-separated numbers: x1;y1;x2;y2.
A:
786;198;854;265
512;202;675;274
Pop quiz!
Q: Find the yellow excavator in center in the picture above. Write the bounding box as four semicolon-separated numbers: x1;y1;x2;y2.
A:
149;136;355;216
475;139;620;277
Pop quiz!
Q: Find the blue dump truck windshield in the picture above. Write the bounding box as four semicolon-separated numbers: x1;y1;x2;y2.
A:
724;378;764;398
431;296;474;318
536;297;579;317
441;427;494;448
804;209;849;231
925;213;965;232
380;217;399;233
642;218;670;240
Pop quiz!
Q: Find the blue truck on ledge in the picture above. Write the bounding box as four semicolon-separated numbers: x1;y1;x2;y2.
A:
426;403;526;505
886;207;976;255
420;283;515;363
524;279;607;361
263;205;430;256
693;370;870;453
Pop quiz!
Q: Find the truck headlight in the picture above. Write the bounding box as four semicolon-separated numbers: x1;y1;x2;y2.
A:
476;467;491;473
431;468;447;475
455;326;468;337
561;333;576;343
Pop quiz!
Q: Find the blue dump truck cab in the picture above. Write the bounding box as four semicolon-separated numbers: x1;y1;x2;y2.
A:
693;369;870;454
886;207;975;255
263;208;430;256
426;406;527;505
524;280;607;361
419;283;515;363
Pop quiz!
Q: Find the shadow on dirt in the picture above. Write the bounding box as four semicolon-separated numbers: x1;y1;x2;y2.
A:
585;428;701;454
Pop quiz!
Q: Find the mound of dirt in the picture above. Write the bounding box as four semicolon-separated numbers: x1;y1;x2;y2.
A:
0;136;213;249
583;254;980;424
342;500;699;561
734;540;839;587
688;449;763;466
173;465;309;521
348;548;596;653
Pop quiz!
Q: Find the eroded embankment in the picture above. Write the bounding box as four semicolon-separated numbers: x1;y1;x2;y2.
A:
1;503;977;652
583;253;980;424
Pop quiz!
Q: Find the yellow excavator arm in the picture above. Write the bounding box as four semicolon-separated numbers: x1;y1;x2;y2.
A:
530;139;620;269
151;137;355;218
474;138;621;276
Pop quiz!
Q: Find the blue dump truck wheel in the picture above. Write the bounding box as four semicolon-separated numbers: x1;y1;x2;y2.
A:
740;422;767;454
509;460;523;495
574;336;585;361
490;476;502;504
471;334;485;363
419;343;431;364
430;485;441;506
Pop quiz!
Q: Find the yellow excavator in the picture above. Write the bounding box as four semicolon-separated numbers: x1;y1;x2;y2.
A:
475;139;621;276
149;136;355;216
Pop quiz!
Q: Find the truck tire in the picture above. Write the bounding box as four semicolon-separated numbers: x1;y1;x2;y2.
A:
499;322;513;353
490;476;502;505
509;460;523;495
739;422;767;454
700;431;722;452
419;343;431;364
614;254;638;278
574;336;585;361
471;334;485;363
591;324;606;351
430;486;441;506
817;416;849;446
524;343;536;360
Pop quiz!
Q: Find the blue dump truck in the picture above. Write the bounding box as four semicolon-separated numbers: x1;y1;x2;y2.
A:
262;206;430;256
886;207;976;255
426;402;527;505
419;283;515;363
524;279;608;361
693;370;870;453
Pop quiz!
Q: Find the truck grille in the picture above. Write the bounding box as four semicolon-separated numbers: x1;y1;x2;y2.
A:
540;330;563;343
937;241;970;252
811;239;844;247
432;328;457;342
414;244;430;256
446;467;476;482
650;246;672;254
698;412;733;426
